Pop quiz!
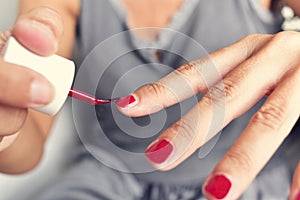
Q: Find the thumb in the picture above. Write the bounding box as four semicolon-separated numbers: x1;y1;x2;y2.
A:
12;7;63;56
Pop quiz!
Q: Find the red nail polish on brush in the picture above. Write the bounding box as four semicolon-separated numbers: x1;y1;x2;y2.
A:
145;139;173;164
116;95;136;108
204;175;232;199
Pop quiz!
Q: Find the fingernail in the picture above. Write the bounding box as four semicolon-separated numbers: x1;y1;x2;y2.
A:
30;78;54;107
145;139;173;164
204;175;232;199
116;95;137;108
296;190;300;200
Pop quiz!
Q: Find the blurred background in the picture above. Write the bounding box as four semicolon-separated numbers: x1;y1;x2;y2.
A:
0;1;18;30
0;1;77;200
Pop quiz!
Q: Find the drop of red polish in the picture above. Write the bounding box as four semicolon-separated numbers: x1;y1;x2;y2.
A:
204;175;232;199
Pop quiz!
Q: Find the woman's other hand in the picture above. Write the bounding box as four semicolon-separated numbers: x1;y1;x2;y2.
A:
117;32;300;199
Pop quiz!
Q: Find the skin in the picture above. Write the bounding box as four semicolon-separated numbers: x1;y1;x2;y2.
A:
0;0;78;173
0;0;299;199
123;0;183;40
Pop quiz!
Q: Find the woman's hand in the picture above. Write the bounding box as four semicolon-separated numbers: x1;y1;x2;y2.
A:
0;7;63;172
116;32;300;199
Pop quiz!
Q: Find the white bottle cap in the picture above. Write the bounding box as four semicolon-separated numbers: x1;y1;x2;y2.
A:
3;37;75;116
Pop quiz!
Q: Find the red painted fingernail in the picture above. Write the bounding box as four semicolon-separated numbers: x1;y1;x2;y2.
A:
145;139;173;164
296;190;300;200
116;95;136;108
204;175;232;199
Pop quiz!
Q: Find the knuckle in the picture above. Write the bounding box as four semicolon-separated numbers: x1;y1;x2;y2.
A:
238;34;272;57
251;102;286;131
143;82;180;106
274;31;298;41
176;61;204;92
243;34;261;43
222;79;240;102
225;150;254;174
202;78;239;106
273;31;300;50
235;34;258;59
145;82;165;97
178;57;216;93
178;61;201;77
180;61;197;72
172;119;197;143
242;34;263;49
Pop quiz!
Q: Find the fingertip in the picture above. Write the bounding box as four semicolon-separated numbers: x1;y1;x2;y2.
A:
12;7;63;56
115;94;138;108
29;75;55;108
145;139;174;165
202;174;232;200
116;93;166;118
13;20;57;56
115;94;151;117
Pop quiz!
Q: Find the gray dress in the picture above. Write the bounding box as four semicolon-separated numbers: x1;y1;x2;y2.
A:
37;0;293;199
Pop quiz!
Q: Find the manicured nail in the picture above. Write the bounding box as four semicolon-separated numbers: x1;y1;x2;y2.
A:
204;175;232;199
116;95;137;108
296;190;300;200
145;139;173;164
30;77;54;107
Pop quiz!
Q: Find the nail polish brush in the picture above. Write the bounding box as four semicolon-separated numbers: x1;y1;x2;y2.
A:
3;37;121;115
68;88;120;105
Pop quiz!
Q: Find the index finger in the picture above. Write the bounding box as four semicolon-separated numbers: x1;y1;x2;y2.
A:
0;58;53;108
116;34;272;116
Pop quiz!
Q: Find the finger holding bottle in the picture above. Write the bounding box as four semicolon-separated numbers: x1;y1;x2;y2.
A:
0;7;63;152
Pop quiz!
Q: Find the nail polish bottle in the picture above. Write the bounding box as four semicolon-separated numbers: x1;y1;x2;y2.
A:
3;37;75;116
